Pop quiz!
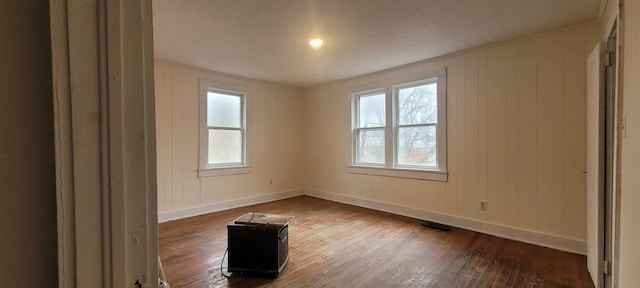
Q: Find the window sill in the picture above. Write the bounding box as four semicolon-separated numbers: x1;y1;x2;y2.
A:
198;166;251;177
347;165;448;181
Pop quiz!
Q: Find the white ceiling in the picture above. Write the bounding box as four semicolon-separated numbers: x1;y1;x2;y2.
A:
153;0;602;88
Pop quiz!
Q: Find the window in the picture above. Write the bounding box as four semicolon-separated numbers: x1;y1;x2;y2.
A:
354;90;386;164
395;79;438;168
199;79;249;177
350;69;447;181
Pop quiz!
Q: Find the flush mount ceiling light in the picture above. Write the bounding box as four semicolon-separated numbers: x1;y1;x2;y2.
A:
307;37;324;49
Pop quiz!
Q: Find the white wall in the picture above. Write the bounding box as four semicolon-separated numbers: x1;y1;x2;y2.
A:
304;23;599;253
617;0;640;286
155;61;305;220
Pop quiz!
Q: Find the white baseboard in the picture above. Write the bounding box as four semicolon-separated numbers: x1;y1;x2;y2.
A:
304;189;587;255
158;189;304;223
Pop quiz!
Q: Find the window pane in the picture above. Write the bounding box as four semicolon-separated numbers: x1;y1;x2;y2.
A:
397;126;436;167
207;92;241;128
208;129;242;164
398;82;437;125
358;93;385;128
356;129;385;164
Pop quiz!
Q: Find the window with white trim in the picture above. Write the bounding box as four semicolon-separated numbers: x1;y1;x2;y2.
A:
354;90;386;165
395;79;439;168
350;69;447;181
199;79;249;177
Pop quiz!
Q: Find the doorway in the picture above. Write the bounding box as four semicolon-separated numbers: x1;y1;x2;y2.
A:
586;20;618;288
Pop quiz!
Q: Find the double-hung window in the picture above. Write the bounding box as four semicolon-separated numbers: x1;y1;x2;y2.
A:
395;79;439;168
199;79;249;177
354;90;386;165
350;69;447;181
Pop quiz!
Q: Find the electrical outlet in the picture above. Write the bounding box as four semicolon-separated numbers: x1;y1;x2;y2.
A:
479;200;487;211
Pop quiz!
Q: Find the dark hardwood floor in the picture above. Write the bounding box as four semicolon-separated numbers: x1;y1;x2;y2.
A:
159;196;594;287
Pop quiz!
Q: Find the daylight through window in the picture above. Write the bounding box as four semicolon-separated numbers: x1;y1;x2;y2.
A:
206;91;244;165
350;69;447;181
396;80;438;168
199;79;248;176
354;91;386;164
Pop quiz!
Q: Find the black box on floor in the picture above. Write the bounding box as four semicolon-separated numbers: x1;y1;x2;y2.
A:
227;213;291;276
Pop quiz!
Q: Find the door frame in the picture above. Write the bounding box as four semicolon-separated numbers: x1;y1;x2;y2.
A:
586;24;621;288
595;3;628;286
601;22;617;288
606;13;624;288
51;0;158;287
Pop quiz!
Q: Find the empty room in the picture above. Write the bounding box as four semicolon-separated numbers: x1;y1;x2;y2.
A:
5;0;639;287
150;0;638;287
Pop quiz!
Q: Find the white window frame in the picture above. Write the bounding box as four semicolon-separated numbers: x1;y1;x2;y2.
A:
348;68;447;181
198;79;251;177
353;88;387;167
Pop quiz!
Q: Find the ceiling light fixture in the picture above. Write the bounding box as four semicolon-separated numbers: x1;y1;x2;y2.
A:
307;37;324;49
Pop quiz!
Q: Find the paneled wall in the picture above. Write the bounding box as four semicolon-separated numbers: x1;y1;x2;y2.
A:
155;61;305;216
304;23;598;246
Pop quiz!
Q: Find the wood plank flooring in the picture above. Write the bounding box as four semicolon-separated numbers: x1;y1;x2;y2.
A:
159;196;594;287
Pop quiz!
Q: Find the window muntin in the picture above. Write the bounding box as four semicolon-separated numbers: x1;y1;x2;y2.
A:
354;91;386;165
203;88;246;168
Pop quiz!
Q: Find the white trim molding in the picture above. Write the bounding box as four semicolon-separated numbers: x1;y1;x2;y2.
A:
304;189;587;255
349;68;448;178
51;0;158;287
347;165;448;181
158;190;304;223
199;79;250;175
198;166;252;177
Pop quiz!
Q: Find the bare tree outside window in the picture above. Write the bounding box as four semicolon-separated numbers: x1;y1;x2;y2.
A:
355;92;385;164
396;82;438;167
350;70;446;180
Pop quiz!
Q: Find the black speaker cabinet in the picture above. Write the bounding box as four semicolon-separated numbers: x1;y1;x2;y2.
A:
227;213;291;276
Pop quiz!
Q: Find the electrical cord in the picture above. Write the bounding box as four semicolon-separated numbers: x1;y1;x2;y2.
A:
220;248;249;279
220;248;255;279
220;248;231;278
